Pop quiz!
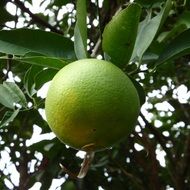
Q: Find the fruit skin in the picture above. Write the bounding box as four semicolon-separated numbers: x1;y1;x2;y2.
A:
45;59;140;152
102;3;141;68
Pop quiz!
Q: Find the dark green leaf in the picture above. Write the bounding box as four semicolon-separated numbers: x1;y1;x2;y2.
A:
156;29;190;66
3;82;28;108
0;84;15;109
0;29;75;59
34;69;57;90
74;0;88;59
157;24;187;43
24;66;42;97
0;109;19;128
0;82;27;109
131;0;172;61
129;77;146;106
102;3;141;68
15;56;71;70
176;11;190;28
142;52;159;63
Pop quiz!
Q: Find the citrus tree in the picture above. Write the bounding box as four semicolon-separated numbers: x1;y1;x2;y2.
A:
0;0;190;190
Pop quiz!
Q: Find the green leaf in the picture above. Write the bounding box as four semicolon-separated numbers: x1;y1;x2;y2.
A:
129;77;145;106
74;0;88;59
0;84;15;109
24;66;42;97
3;82;27;108
15;56;71;70
0;82;28;109
0;109;20;128
131;0;172;61
22;65;57;98
157;24;187;43
156;29;190;66
102;3;141;68
0;29;75;59
176;11;190;28
0;55;71;71
34;69;57;90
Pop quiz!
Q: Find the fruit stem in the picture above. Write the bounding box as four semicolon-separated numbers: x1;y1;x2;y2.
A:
60;151;95;179
77;151;95;179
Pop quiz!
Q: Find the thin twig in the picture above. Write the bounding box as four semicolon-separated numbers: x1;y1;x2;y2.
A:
96;0;103;40
139;113;184;189
178;104;190;184
12;0;63;34
91;38;101;57
140;112;175;167
59;163;78;179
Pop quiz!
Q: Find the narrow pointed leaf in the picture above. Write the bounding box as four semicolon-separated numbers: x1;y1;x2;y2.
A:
102;3;141;68
156;29;190;66
157;24;187;43
74;0;88;59
131;0;172;61
34;69;57;90
24;66;41;97
0;85;15;109
130;78;145;106
0;82;27;109
0;109;20;128
0;82;25;111
3;82;27;108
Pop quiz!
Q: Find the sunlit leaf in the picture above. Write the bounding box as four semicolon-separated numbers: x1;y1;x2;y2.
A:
131;0;172;61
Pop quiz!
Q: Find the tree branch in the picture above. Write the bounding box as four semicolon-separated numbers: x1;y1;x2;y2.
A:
133;130;162;190
140;112;175;167
179;106;190;187
12;0;63;34
140;112;186;189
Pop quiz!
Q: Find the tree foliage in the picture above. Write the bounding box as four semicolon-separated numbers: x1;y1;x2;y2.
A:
0;0;190;189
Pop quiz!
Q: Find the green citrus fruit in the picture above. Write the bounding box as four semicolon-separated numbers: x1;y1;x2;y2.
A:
45;59;140;152
102;3;141;68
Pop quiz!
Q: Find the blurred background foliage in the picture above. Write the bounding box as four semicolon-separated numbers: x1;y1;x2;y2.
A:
0;0;190;190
